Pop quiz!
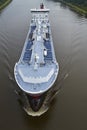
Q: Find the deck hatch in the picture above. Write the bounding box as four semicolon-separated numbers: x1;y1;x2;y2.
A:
23;50;32;62
31;25;36;33
26;40;33;50
44;50;53;61
44;40;51;50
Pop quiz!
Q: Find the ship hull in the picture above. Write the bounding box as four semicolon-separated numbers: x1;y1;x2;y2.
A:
14;4;59;116
16;81;59;116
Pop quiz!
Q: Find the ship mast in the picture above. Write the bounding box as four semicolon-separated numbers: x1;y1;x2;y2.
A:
40;3;44;9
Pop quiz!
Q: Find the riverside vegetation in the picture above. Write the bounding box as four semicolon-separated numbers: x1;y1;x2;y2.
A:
53;0;87;16
0;0;12;10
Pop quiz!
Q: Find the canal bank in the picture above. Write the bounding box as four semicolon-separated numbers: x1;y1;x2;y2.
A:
0;0;12;11
0;0;87;129
60;0;87;16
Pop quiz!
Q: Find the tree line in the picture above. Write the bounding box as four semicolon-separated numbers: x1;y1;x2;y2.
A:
48;0;87;6
0;0;7;5
62;0;87;5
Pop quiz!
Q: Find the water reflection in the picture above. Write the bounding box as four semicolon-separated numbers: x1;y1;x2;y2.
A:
0;0;87;129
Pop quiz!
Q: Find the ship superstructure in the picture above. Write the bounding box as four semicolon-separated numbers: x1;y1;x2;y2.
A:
14;4;59;116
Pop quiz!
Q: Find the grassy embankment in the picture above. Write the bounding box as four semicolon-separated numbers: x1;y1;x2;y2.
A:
0;0;12;11
60;0;87;16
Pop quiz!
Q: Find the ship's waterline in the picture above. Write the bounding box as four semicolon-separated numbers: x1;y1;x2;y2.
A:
14;4;59;116
0;0;87;129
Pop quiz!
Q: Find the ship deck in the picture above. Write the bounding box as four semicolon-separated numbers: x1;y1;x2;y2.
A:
14;9;59;94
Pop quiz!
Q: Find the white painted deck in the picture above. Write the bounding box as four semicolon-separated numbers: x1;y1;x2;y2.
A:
14;7;59;94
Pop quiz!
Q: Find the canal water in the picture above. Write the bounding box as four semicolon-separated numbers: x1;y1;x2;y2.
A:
0;0;87;129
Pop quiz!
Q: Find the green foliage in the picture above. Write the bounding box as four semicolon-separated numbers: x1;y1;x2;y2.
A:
50;0;87;6
0;0;8;5
0;0;12;10
0;0;7;3
61;0;87;16
62;0;87;5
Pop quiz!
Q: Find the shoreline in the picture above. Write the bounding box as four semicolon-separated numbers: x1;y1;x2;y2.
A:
0;0;12;11
60;0;87;17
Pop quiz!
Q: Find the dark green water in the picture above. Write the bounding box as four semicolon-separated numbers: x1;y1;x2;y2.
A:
0;0;87;130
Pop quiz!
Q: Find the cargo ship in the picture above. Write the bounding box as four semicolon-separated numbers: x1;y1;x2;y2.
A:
14;3;59;116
